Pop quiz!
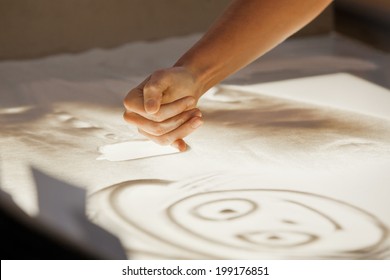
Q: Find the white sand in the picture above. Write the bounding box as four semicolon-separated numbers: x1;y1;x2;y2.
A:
1;34;390;259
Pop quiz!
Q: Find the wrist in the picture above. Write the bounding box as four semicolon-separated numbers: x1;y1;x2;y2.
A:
174;57;217;99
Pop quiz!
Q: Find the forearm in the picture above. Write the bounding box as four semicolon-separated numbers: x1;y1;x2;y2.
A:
174;0;333;94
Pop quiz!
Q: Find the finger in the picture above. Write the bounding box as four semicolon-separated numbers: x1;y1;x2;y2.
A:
124;84;196;122
145;96;196;122
124;88;195;120
124;108;202;136
171;139;187;152
143;71;170;114
138;116;203;146
123;87;146;114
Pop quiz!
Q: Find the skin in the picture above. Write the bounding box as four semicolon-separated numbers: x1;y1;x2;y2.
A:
123;0;333;151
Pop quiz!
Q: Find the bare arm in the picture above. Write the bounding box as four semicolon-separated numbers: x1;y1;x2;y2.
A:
123;0;333;151
175;0;333;94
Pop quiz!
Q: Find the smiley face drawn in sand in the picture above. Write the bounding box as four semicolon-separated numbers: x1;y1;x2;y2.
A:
167;190;388;257
89;175;389;259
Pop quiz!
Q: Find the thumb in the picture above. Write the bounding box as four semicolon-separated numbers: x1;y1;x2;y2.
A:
143;72;170;114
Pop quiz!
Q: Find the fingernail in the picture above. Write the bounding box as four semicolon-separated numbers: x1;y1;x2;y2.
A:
190;118;203;129
146;99;157;113
171;140;187;152
178;142;187;152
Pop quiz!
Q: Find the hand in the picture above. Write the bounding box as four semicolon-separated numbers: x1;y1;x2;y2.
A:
123;67;204;152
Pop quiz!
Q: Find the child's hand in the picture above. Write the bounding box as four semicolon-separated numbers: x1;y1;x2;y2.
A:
123;67;204;152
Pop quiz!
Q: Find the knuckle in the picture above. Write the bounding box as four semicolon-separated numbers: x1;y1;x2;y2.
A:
144;113;159;122
123;97;132;110
184;96;196;107
153;69;167;78
153;69;172;83
123;111;134;123
152;111;165;122
123;112;142;126
150;122;166;136
144;83;159;92
123;90;138;110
